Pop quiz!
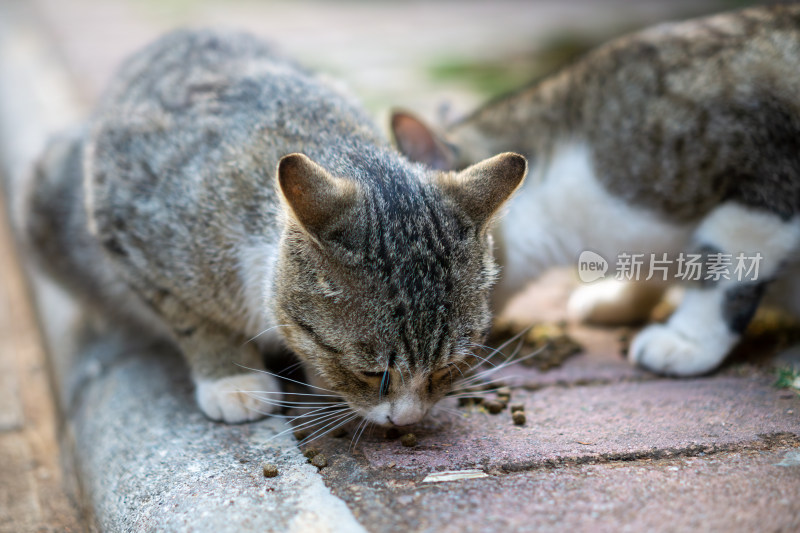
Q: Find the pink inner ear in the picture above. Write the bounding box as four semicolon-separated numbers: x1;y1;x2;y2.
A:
392;112;437;160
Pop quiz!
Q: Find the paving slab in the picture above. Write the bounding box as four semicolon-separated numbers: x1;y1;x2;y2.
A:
319;449;800;533
306;377;799;474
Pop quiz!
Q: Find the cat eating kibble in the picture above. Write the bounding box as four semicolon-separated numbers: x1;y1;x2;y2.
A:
22;30;527;424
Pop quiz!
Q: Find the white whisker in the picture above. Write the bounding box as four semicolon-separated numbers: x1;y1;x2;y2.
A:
241;324;291;347
350;418;372;451
233;363;338;393
298;412;360;447
348;418;368;452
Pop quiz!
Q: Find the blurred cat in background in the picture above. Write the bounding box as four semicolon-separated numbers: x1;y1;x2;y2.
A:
392;5;800;377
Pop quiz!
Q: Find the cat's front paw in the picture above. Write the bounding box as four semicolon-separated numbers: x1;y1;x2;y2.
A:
628;324;735;376
629;324;731;376
195;373;281;423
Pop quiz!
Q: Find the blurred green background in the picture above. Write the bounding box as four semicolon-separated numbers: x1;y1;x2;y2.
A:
31;0;770;124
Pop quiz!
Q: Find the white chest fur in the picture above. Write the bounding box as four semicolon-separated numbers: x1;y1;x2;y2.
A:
237;240;283;348
496;140;693;295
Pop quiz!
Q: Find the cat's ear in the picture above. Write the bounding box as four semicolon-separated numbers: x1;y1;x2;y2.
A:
439;152;527;227
277;153;358;238
391;110;456;170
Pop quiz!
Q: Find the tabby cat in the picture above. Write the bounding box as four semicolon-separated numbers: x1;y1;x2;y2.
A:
23;29;527;423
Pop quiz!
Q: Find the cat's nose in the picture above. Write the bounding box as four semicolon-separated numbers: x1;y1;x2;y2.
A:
388;416;415;427
389;396;426;426
389;406;425;426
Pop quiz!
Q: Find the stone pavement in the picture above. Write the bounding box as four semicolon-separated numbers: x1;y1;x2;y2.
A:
1;0;799;531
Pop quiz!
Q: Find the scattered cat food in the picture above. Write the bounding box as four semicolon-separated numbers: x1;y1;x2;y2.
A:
457;396;484;407
385;427;401;440
331;427;348;438
262;463;279;478
493;322;582;370
310;453;328;469
485;400;505;414
303;447;319;460
400;433;418;447
512;412;526;425
293;429;310;441
510;403;525;413
422;469;488;483
496;386;512;398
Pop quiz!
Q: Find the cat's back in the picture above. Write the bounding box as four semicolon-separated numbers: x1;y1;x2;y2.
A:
90;29;378;159
586;5;800;98
577;5;800;220
98;28;294;110
86;28;383;240
83;29;384;322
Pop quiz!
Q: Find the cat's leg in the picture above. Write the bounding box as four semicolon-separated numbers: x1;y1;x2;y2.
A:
139;287;282;423
568;279;667;325
175;320;282;423
184;329;281;423
630;203;800;376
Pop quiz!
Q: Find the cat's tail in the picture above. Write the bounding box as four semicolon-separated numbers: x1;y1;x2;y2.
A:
19;128;140;320
20;127;94;292
18;127;170;341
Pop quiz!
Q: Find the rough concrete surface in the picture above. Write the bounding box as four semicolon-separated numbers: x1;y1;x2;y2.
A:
70;336;365;533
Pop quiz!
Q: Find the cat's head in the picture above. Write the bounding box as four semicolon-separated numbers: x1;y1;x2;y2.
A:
273;150;526;426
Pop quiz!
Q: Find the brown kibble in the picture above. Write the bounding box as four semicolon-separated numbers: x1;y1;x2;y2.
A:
512;412;526;425
510;403;525;413
262;463;279;478
385;427;401;440
331;427;348;438
303;447;319;460
400;433;417;447
497;387;512;397
485;400;505;414
518;323;583;370
293;429;310;441
310;453;328;469
458;396;484;407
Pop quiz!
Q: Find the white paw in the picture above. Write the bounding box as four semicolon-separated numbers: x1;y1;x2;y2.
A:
567;280;660;326
629;323;732;376
195;373;281;423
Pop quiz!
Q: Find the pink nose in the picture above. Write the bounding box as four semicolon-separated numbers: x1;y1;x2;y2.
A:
389;409;424;427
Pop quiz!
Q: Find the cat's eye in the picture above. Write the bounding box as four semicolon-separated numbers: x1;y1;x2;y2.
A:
361;371;391;397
